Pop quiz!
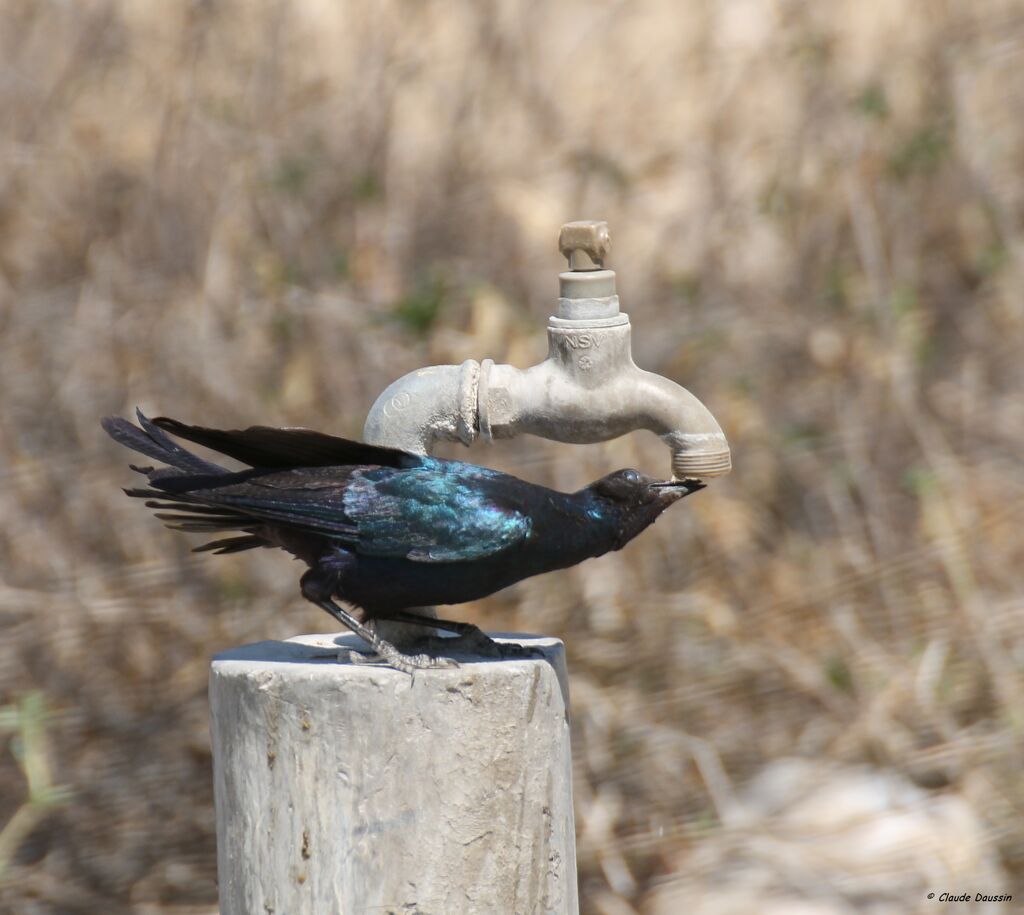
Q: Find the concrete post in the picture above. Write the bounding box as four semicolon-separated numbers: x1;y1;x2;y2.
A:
209;632;578;915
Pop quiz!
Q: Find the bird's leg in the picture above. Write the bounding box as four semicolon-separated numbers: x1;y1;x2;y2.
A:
310;597;458;674
300;566;456;673
384;610;546;660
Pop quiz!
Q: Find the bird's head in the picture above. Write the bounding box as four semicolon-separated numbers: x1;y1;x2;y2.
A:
583;468;705;550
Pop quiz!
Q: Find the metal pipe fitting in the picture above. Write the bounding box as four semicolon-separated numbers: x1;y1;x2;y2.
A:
364;220;731;481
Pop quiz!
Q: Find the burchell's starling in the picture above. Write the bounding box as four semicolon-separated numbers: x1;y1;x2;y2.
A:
103;410;703;671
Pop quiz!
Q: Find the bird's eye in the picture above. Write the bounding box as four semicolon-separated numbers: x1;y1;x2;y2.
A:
622;470;641;484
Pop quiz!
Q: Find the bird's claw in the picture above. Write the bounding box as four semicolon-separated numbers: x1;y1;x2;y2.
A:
339;647;459;674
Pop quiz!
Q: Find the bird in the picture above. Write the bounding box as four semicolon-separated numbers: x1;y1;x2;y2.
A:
102;410;704;672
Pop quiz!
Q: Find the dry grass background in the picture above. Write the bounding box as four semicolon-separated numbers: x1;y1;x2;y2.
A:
1;0;1023;912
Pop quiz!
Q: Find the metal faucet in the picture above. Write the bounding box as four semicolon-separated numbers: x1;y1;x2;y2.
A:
364;220;731;481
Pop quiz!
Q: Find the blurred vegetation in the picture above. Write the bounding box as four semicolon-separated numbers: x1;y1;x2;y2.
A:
0;1;1022;912
0;694;71;884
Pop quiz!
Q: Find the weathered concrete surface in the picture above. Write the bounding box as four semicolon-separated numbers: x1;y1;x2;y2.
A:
210;632;578;915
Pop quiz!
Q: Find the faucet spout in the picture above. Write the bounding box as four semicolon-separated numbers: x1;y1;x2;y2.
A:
363;221;731;481
621;369;732;479
476;328;730;479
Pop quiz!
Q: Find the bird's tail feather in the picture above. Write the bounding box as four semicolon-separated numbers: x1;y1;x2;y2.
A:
101;409;227;476
103;410;268;553
192;534;267;555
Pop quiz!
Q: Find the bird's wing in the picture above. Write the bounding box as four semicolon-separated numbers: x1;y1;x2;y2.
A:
151;416;422;470
149;462;531;563
342;464;532;562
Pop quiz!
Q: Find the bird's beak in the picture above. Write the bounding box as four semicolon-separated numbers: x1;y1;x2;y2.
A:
647;478;704;501
649;478;705;495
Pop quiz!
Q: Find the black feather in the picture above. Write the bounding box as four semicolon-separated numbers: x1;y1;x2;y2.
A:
144;467;269;496
194;535;267;555
166;520;251;532
154;512;247;524
101;412;225;475
151;416;420;470
135;409;225;474
144;500;242;516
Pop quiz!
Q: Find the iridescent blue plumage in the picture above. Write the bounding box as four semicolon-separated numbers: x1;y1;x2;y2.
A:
344;461;531;561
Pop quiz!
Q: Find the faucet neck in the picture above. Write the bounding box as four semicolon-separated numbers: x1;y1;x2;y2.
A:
545;317;634;386
549;262;631;382
556;268;622;323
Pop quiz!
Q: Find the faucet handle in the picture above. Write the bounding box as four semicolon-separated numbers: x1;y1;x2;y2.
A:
559;220;611;271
